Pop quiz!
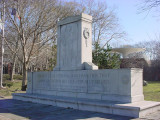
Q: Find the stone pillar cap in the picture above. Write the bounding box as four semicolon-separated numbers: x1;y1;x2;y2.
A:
58;13;92;26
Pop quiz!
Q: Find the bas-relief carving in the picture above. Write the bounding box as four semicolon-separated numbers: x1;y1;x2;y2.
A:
83;28;90;39
83;28;90;47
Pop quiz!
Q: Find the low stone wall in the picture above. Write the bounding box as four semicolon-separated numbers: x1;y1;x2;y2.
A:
27;68;144;103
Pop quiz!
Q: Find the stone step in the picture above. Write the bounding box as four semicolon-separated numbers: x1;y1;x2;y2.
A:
12;93;160;118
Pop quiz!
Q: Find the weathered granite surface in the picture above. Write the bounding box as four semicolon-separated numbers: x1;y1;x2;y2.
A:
26;68;144;103
54;13;98;71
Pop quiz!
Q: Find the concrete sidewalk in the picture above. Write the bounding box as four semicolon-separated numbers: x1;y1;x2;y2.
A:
0;97;160;120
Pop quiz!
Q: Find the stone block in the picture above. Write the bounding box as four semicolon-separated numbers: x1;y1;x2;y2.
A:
77;93;101;100
12;93;160;118
56;91;77;98
84;62;98;70
78;102;97;112
26;72;32;93
54;13;97;71
40;90;57;96
27;68;144;103
102;94;131;103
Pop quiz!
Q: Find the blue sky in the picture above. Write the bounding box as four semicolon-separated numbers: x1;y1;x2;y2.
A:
106;0;160;45
66;0;160;46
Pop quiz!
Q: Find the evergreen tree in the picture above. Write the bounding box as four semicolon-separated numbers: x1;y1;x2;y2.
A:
48;45;57;71
93;42;121;69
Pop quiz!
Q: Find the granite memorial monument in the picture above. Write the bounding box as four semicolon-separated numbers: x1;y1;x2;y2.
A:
13;13;160;118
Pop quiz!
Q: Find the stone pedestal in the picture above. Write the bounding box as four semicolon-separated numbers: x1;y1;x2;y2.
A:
13;93;160;118
13;68;160;117
26;68;144;103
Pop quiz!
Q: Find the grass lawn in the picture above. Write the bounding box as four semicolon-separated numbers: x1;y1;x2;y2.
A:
143;81;160;102
0;80;160;102
0;80;25;97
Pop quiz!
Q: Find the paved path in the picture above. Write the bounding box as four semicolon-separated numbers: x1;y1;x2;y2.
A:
0;97;160;120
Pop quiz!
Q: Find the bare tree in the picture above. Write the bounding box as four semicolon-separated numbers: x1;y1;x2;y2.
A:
4;31;19;81
1;0;125;90
79;0;126;48
138;0;160;17
2;0;82;90
140;0;160;11
134;40;160;60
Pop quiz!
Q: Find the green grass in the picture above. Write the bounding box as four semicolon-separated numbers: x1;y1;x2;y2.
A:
143;81;160;102
0;80;25;97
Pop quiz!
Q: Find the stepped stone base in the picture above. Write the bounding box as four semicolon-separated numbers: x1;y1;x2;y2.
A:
13;93;160;118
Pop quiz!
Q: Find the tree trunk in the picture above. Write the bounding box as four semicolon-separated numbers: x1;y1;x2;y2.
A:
21;63;27;91
11;32;19;81
10;57;16;81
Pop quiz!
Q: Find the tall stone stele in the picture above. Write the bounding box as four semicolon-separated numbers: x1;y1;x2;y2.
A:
54;13;98;71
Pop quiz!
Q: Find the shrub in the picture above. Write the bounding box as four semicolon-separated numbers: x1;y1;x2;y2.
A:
6;81;14;88
3;74;10;81
13;74;23;80
3;74;23;81
2;80;14;88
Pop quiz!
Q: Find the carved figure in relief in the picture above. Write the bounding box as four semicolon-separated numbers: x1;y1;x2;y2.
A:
83;28;90;47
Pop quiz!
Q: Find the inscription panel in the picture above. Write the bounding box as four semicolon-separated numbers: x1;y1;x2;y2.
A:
31;69;137;96
50;71;87;92
60;22;80;70
33;71;51;90
87;70;119;94
88;72;110;93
